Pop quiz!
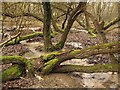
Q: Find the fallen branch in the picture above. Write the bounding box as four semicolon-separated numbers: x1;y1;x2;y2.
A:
0;32;21;48
103;16;120;30
1;32;43;46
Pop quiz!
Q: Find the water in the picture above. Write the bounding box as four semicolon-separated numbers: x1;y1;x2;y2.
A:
61;58;94;66
21;41;45;59
71;28;88;33
66;42;83;49
81;72;118;88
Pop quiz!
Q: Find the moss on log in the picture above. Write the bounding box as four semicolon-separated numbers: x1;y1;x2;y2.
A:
0;32;21;48
0;64;24;82
53;64;119;73
5;32;43;46
41;58;59;75
42;50;68;61
42;41;119;62
0;55;34;77
41;41;120;75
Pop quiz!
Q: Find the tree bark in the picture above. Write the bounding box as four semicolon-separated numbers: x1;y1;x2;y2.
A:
0;32;43;46
0;55;34;77
51;4;86;29
0;32;21;48
103;16;120;30
1;41;119;81
41;41;120;75
56;2;86;50
42;2;54;52
84;11;118;64
53;64;119;73
3;12;44;22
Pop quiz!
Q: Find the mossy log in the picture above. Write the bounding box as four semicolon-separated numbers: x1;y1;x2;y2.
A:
1;31;56;47
0;32;21;48
5;32;43;46
41;41;120;75
0;64;24;82
0;56;33;68
0;55;34;82
53;64;119;73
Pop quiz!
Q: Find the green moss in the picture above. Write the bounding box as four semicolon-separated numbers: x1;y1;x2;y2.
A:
1;64;24;82
41;58;59;75
87;28;97;38
56;41;63;50
69;50;80;56
24;60;32;70
5;32;43;46
53;64;119;73
43;51;58;61
51;29;58;37
0;55;34;77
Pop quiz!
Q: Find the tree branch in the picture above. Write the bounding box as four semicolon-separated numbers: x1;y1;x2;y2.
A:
0;32;21;48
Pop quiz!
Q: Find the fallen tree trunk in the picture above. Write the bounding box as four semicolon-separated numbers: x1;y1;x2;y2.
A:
0;64;24;82
1;41;119;81
53;64;119;73
0;55;34;80
41;41;120;74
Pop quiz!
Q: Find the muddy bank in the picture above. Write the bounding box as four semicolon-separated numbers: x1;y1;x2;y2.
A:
1;44;30;56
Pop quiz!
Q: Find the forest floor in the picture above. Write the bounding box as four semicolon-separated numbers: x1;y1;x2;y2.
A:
1;26;119;89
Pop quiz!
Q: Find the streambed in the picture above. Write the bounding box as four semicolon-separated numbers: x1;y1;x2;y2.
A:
20;41;119;88
1;27;119;88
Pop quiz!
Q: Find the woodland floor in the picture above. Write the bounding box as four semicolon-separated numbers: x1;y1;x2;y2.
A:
0;26;119;89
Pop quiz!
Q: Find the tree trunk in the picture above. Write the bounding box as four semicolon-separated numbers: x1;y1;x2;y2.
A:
42;2;54;52
41;41;120;75
53;64;119;73
84;12;96;37
56;2;86;50
84;11;118;64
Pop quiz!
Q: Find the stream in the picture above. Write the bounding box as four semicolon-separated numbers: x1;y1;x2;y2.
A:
20;41;118;88
21;41;45;59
